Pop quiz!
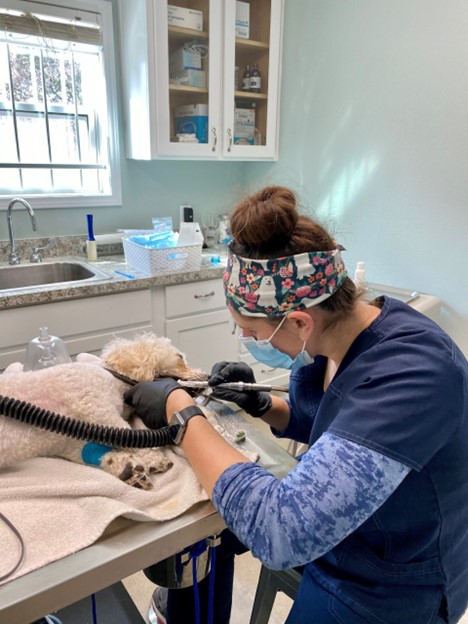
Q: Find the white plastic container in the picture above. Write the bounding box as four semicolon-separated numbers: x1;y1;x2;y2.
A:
122;235;202;277
354;261;366;288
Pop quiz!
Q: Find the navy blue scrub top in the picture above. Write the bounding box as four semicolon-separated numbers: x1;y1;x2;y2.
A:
286;296;468;624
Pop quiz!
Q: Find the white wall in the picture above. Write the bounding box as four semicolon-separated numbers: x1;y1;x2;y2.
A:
248;0;468;354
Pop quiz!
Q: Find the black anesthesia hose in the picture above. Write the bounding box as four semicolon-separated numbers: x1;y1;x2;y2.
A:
0;395;179;448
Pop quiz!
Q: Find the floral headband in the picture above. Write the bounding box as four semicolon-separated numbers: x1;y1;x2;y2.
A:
223;246;347;317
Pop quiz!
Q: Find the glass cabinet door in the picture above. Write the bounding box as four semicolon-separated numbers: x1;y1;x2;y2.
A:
223;0;283;159
155;0;222;157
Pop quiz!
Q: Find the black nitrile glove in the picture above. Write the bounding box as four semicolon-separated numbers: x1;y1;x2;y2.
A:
208;361;272;418
123;378;183;429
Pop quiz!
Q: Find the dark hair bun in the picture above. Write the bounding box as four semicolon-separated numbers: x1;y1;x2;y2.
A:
230;186;298;250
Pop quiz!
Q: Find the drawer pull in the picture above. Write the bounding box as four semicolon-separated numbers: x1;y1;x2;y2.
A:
261;366;276;373
194;290;215;299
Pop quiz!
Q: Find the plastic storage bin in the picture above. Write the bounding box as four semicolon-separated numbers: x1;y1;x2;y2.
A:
122;236;202;277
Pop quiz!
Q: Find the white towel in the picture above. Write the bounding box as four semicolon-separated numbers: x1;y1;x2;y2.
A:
0;413;258;585
0;450;208;585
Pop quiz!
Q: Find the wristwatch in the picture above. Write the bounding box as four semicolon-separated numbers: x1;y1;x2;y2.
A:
170;405;206;444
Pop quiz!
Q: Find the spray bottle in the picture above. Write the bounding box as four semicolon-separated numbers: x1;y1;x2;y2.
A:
354;261;366;289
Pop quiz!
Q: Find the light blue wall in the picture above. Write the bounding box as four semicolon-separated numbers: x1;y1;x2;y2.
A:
247;0;468;354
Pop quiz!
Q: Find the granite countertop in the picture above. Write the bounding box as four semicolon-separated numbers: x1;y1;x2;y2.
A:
0;236;227;310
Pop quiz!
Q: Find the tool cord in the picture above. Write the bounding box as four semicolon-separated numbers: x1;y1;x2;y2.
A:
0;394;179;448
0;512;25;582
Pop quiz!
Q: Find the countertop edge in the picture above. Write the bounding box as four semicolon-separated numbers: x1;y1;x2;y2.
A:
0;256;226;310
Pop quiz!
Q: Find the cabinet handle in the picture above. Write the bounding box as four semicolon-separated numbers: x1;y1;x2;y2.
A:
211;127;217;152
194;290;215;299
231;320;237;335
227;128;233;152
261;366;276;373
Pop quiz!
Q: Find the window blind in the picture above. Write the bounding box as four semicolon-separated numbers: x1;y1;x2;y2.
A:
0;5;102;46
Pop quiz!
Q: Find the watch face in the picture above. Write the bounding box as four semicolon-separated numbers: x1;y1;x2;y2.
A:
169;406;205;444
170;411;185;427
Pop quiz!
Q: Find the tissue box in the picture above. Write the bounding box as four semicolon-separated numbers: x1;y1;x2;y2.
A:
167;5;203;31
169;46;202;73
175;104;208;143
236;1;250;39
170;69;206;88
234;106;255;144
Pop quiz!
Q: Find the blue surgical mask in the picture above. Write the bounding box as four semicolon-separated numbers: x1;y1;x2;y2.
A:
239;316;314;371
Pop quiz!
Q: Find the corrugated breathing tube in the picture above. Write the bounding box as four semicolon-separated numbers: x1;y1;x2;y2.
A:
0;395;179;447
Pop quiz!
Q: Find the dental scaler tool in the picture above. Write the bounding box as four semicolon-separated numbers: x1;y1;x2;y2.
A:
178;380;289;393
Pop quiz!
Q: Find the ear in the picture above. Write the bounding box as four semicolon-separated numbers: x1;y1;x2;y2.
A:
287;310;315;342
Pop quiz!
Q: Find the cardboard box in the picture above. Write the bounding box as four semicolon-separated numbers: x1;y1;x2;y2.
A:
167;5;203;31
175;104;208;144
169;46;202;73
170;69;206;88
234;106;255;144
236;1;250;39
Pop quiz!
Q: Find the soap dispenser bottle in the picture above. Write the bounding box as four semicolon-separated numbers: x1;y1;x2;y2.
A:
354;261;366;288
24;326;72;371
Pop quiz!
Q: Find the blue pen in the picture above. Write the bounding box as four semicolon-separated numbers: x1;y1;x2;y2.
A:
115;269;136;279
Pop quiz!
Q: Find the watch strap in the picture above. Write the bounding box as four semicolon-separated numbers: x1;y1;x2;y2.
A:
170;405;206;444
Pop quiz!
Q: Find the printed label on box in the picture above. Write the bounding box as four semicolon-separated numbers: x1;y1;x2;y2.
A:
236;1;250;39
167;5;203;31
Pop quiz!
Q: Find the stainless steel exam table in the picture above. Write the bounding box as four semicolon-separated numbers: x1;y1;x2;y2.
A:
0;406;297;624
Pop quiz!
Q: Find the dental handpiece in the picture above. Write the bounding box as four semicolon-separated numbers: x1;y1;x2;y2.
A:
178;380;289;393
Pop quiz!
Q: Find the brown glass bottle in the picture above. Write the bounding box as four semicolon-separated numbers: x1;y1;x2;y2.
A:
242;64;251;91
250;63;262;93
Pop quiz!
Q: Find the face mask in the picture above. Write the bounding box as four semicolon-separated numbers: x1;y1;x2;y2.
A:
239;317;314;371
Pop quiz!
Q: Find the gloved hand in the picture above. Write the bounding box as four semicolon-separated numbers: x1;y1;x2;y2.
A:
123;378;183;429
208;361;272;418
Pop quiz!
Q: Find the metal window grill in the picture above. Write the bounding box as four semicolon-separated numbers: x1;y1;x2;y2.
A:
0;3;109;195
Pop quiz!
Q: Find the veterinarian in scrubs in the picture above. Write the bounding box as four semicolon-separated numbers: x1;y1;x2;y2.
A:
125;186;468;624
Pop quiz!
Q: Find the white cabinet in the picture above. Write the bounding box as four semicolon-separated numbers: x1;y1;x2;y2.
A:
118;0;284;160
157;279;238;372
0;290;152;371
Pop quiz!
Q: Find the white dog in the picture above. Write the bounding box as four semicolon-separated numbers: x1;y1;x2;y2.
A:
0;333;207;489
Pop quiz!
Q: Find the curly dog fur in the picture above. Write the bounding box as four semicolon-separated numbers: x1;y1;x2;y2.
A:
0;333;208;489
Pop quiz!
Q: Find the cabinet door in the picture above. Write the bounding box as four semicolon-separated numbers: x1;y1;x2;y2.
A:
222;0;284;160
166;309;238;372
154;0;223;158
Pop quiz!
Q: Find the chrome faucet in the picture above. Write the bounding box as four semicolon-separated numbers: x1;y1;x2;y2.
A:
7;197;37;265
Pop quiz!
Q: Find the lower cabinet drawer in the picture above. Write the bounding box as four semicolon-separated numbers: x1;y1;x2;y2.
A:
165;279;225;319
0;290;152;370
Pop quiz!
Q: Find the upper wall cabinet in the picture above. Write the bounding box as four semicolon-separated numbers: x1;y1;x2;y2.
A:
118;0;284;160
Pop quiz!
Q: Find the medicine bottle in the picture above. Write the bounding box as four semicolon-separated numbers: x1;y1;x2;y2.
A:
250;64;262;93
242;65;251;91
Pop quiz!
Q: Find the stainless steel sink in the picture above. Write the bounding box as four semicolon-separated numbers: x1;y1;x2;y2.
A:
0;260;111;292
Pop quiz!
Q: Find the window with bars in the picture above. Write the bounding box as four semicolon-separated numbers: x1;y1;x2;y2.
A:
0;0;121;208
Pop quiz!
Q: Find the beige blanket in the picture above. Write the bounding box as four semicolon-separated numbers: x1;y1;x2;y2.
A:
0;413;259;585
0;446;209;585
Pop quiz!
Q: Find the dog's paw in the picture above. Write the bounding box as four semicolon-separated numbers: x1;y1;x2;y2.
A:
100;450;173;490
